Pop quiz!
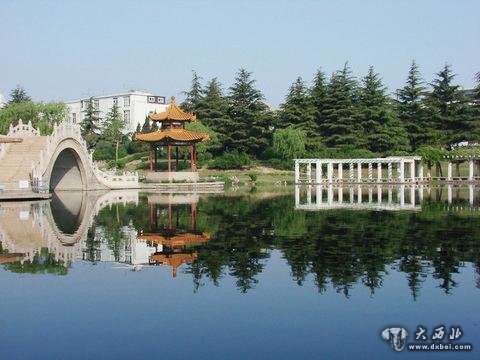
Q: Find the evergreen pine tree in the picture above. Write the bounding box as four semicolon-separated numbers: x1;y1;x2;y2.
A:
81;97;101;149
309;69;328;128
277;77;317;150
357;66;409;153
141;116;151;133
428;65;475;145
226;69;272;157
8;85;31;104
320;64;360;148
195;78;230;153
395;61;430;149
102;103;126;163
182;70;203;112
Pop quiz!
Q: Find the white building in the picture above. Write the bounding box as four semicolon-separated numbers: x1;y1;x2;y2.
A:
65;90;168;133
0;92;6;108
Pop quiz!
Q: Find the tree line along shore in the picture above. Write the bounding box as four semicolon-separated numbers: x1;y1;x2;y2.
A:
1;62;479;173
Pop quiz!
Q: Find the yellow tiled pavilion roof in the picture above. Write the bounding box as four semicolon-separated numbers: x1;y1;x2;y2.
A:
149;96;196;122
138;232;210;247
134;128;209;143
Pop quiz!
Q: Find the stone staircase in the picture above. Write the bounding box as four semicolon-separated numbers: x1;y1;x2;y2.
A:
0;137;47;191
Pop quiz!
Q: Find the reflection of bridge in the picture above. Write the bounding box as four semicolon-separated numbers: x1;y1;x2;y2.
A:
294;184;480;211
0;190;139;263
0;119;138;197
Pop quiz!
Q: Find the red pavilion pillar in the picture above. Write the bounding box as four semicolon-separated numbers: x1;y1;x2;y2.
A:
190;144;194;171
167;145;172;172
149;144;153;171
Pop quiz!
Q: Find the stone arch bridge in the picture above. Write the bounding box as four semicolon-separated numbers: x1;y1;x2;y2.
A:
0;119;138;195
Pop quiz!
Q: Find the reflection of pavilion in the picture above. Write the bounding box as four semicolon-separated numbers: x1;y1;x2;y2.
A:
295;184;480;211
134;194;210;277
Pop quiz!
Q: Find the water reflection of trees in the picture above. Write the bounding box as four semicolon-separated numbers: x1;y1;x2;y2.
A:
85;194;480;297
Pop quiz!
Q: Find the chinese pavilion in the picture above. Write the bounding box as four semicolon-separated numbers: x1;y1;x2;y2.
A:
134;96;209;181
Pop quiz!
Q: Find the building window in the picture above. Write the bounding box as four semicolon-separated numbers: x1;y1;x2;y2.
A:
124;110;130;123
148;96;156;103
123;96;130;107
113;97;118;105
157;96;165;104
72;113;77;123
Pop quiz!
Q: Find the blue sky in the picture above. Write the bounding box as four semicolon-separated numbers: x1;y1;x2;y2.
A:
1;0;479;106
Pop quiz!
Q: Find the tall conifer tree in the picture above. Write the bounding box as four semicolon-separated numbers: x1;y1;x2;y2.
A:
395;61;429;149
182;70;203;112
428;65;475;145
277;77;317;150
320;64;360;148
81;97;101;149
357;66;409;153
226;69;272;156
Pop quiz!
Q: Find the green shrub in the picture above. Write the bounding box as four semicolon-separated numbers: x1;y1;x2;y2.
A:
208;150;252;170
248;172;258;182
93;140;127;161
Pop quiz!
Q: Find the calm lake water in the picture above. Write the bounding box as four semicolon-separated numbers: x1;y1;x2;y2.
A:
1;185;479;359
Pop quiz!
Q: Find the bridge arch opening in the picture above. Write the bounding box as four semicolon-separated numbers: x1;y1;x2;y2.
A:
50;148;86;191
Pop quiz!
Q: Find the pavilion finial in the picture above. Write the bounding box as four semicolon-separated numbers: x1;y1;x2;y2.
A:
170;96;176;104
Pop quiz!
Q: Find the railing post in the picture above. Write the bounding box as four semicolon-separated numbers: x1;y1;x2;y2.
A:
294;161;300;184
469;159;474;181
306;162;312;183
357;162;362;182
447;162;452;181
327;162;333;183
315;161;322;184
399;160;405;183
377;163;382;182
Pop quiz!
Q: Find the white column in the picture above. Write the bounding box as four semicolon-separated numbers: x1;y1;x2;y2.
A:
469;184;474;205
328;185;334;205
316;161;322;184
316;185;323;205
377;163;382;182
399;161;405;183
338;187;343;203
338;163;343;181
410;161;415;182
349;163;354;182
357;162;362;182
447;184;452;204
349;186;354;203
294;161;300;184
368;187;373;203
327;162;333;183
307;162;312;183
447;162;452;181
419;185;424;202
418;162;424;182
399;185;405;206
388;163;392;181
388;186;392;204
368;163;373;181
307;185;312;205
377;185;382;204
357;185;362;203
410;186;415;207
295;184;300;206
469;160;474;181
